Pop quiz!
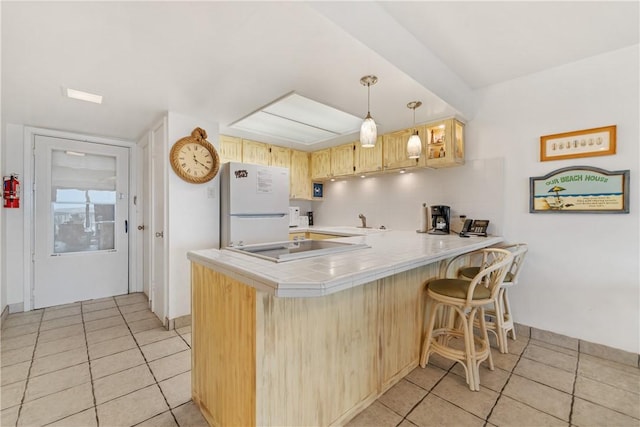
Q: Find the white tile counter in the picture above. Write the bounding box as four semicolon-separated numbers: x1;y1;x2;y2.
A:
187;230;503;297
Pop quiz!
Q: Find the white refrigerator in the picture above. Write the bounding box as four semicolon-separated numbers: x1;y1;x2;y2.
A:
220;162;290;247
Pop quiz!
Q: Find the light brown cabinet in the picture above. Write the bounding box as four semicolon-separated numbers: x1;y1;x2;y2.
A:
382;129;423;170
311;149;331;180
330;143;355;177
269;145;291;168
219;117;463;199
290;150;312;200
242;139;270;166
423;118;465;168
354;136;383;174
218;135;243;163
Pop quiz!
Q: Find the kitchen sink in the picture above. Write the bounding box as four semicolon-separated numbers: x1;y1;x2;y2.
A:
225;239;370;262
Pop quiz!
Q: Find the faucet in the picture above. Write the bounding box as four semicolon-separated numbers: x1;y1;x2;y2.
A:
358;213;367;228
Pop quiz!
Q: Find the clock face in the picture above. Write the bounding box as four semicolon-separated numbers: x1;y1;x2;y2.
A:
170;138;220;183
177;142;214;178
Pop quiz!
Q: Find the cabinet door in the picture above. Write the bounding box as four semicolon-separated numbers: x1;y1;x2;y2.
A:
270;145;291;168
311;149;331;180
290;150;311;200
330;143;355;177
354;136;383;174
382;129;421;170
218;135;243;163
423;119;465;168
242;139;270;165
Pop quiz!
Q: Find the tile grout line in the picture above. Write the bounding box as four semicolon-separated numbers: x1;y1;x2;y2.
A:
393;360;459;426
114;297;182;427
568;341;581;425
81;299;104;427
482;340;531;427
14;309;44;427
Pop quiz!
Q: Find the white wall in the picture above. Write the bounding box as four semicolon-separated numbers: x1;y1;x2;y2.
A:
473;46;639;353
2;124;26;311
314;158;505;235
166;112;220;320
314;46;639;353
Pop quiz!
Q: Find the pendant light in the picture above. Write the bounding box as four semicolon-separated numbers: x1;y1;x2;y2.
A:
406;101;422;159
359;75;378;148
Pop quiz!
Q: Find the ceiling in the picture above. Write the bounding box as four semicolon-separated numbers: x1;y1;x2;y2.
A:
2;1;638;151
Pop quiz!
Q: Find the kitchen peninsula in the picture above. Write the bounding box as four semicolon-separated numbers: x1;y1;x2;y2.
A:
187;229;502;426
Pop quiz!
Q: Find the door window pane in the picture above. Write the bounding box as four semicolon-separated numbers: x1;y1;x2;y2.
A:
51;150;117;254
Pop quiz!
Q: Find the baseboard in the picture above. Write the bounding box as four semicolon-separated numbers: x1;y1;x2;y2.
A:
515;322;639;368
166;314;191;330
9;302;24;314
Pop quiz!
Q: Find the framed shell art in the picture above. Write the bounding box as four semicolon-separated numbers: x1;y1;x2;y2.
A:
540;125;616;162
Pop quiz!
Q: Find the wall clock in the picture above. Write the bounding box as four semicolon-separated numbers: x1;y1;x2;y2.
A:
170;127;220;184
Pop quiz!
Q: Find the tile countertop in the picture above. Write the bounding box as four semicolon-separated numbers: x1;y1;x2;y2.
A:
187;230;503;298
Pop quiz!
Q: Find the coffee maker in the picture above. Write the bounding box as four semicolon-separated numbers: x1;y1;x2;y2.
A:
428;205;451;235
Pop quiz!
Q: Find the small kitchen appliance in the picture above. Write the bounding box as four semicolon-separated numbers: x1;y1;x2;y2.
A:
220;162;290;247
289;207;300;227
428;205;451;235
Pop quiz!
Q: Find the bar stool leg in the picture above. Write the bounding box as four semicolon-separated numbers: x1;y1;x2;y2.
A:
420;298;439;368
494;289;509;354
503;289;516;340
463;307;479;391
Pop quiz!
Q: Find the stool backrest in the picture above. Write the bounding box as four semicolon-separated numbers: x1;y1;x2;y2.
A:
502;243;528;285
466;248;513;305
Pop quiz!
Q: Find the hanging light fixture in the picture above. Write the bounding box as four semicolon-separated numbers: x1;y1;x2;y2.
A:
406;101;422;159
359;75;378;148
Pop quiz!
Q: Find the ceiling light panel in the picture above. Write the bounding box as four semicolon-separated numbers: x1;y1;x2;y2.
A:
230;93;362;145
233;111;337;144
65;88;103;104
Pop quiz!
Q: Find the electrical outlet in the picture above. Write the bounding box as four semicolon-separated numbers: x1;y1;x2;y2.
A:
207;186;216;199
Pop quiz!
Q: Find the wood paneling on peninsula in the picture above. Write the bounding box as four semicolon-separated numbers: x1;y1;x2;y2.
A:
191;259;440;426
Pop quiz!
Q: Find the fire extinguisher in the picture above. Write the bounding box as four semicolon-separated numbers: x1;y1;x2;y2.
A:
3;174;20;208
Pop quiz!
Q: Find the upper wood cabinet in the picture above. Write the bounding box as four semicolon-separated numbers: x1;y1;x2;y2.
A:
242;139;270;166
382;129;422;170
290;150;312;200
269;145;291;168
218;135;243;163
311;149;331;180
422;118;465;168
330;143;355;177
354;136;383;174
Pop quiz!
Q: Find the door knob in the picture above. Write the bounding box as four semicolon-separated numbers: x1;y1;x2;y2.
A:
155;231;164;238
138;225;145;230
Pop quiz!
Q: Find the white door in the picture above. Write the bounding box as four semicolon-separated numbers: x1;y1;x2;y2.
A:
34;135;130;308
150;120;167;323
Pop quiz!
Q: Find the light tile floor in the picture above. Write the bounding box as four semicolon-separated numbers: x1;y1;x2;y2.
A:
2;293;639;427
347;334;640;427
1;293;205;427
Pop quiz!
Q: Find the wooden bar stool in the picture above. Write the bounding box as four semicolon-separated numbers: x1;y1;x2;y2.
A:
420;248;513;391
455;243;528;353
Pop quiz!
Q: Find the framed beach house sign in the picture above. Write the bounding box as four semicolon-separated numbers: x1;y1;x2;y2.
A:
530;166;630;213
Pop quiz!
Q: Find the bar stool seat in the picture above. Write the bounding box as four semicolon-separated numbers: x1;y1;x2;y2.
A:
420;248;513;391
